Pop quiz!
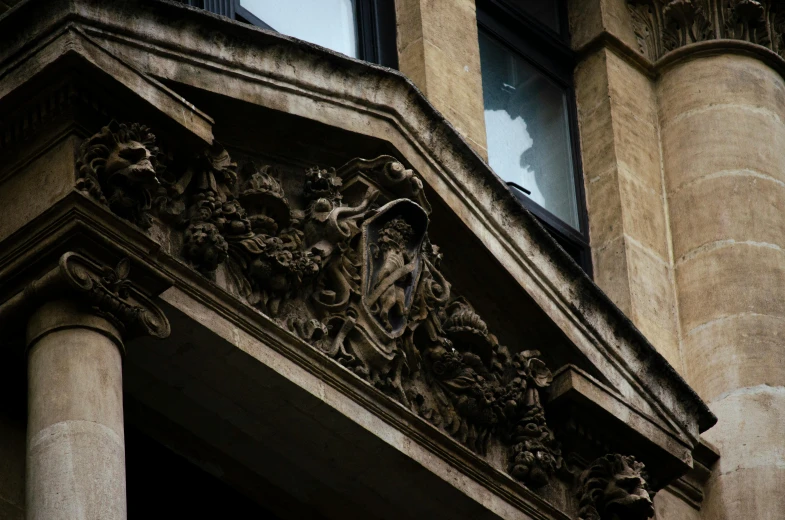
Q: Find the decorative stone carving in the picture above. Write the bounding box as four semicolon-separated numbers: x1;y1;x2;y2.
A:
76;121;164;229
17;252;171;342
75;124;562;488
577;454;654;520
57;252;171;339
627;0;785;60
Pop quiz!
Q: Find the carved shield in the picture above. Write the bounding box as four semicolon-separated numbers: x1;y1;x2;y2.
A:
360;199;428;341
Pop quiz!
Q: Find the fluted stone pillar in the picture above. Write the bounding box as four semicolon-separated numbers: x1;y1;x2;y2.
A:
25;299;127;520
658;53;785;519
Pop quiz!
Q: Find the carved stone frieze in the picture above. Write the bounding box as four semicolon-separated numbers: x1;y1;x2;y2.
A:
627;0;785;60
74;122;563;488
577;454;654;520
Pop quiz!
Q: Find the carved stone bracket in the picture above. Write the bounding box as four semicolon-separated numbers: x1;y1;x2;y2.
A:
577;454;655;520
627;0;785;60
1;252;171;346
74;122;563;488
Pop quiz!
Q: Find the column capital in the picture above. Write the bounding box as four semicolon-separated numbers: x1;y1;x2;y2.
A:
2;251;170;346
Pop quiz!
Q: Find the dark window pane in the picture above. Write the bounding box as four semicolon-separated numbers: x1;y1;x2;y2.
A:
240;0;359;58
512;0;560;33
479;30;579;230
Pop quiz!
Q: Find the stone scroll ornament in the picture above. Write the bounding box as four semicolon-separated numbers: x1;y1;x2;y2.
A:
627;0;785;61
577;454;654;520
76;122;562;488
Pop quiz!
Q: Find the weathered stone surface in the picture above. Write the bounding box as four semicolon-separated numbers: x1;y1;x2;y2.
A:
676;244;785;334
670;174;785;262
701;387;785;520
625;242;681;370
0;137;77;243
661;105;785;191
395;0;487;157
27;301;127;520
658;51;785;519
577;47;678;364
658;55;785;124
569;0;641;54
593;237;633;316
684;314;785;403
653;488;700;520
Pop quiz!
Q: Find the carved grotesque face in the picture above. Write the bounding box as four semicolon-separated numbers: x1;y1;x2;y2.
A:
104;138;158;187
305;167;342;199
577;454;654;520
604;470;653;520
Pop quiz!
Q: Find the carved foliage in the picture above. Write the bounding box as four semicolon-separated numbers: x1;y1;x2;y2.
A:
627;0;785;60
76;124;561;488
577;454;654;520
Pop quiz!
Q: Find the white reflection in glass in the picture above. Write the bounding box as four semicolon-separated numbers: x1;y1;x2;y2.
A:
241;0;358;58
479;31;579;230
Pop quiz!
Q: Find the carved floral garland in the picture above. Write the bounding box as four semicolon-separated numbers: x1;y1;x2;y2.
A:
76;122;563;488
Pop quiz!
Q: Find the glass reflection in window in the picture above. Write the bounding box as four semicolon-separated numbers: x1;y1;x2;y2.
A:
479;30;579;230
240;0;358;58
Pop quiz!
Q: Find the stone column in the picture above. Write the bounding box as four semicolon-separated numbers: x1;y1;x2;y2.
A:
658;52;785;519
26;300;127;520
1;252;171;519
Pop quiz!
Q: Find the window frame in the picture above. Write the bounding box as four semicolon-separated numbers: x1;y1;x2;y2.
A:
183;0;398;68
477;0;592;275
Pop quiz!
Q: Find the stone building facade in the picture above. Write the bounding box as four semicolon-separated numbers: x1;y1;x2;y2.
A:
0;0;779;519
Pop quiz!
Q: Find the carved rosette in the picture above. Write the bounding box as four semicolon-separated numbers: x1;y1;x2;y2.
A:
577;454;655;520
75;124;562;488
627;0;785;60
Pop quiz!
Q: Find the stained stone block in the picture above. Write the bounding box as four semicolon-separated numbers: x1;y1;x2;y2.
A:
683;314;785;403
676;244;785;334
701;388;785;520
669;174;785;262
661;105;785;190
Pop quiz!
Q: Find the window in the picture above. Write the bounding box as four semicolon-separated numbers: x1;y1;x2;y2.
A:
182;0;397;67
478;0;591;274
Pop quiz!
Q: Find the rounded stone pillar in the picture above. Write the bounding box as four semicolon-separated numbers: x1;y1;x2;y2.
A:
25;299;127;520
658;52;785;518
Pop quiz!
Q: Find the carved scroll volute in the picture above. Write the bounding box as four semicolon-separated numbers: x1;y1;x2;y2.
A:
9;252;171;352
577;454;655;520
58;252;171;340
